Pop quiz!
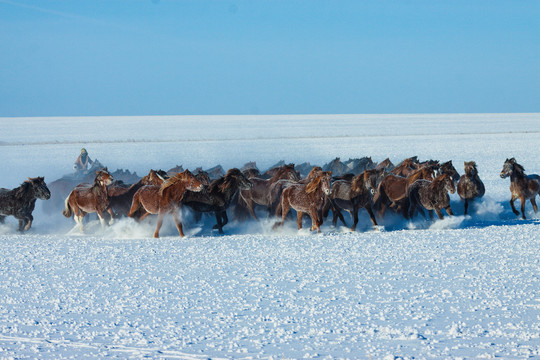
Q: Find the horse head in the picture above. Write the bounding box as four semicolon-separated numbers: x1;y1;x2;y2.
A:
96;168;113;187
26;177;51;200
500;158;522;178
195;170;211;186
143;169;168;186
321;171;333;195
183;169;204;192
442;174;456;194
222;168;252;192
464;161;478;176
439;160;460;183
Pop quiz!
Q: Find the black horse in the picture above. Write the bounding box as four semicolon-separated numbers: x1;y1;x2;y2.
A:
182;168;252;234
0;177;51;231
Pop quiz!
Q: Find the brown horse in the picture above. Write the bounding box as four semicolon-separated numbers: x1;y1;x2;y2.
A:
407;173;455;220
391;157;420;177
457;161;485;215
268;166;323;216
273;171;332;233
238;164;299;220
63;168;114;231
500;158;540;219
324;170;378;231
108;169;168;218
373;164;437;218
128;169;203;238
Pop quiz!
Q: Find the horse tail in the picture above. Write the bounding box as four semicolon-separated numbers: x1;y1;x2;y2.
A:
62;193;73;218
128;191;142;218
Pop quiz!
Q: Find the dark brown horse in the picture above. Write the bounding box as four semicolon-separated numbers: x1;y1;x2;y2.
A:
457;161;485;215
63;168;114;231
128;169;204;238
182;168;252;234
500;158;540;219
0;177;51;231
407;173;455;220
108;169;168;218
324;170;378;231
273;171;332;233
374;165;437;218
238;164;299;220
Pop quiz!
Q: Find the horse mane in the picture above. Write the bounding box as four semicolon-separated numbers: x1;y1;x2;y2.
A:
512;159;525;174
159;170;192;196
306;166;323;180
305;174;323;194
14;181;31;199
209;168;243;193
269;164;296;182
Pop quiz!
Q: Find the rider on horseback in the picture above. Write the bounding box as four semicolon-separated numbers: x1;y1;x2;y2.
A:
74;148;93;173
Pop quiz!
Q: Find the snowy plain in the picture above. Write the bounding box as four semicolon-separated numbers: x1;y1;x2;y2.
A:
0;113;539;359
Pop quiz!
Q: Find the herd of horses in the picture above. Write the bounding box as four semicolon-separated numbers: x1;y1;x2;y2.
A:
1;157;539;237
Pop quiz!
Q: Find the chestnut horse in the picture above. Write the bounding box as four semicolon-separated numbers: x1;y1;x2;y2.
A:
182;168;252;234
128;169;203;238
324;169;378;231
108;169;168;218
238;164;299;220
268;166;323;216
273;171;332;233
457;161;485;215
373;164;437;218
63;168;114;231
500;158;540;219
391;157;420;177
407;173;455;220
0;177;51;231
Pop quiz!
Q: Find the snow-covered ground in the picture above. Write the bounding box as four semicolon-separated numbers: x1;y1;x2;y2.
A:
0;114;539;359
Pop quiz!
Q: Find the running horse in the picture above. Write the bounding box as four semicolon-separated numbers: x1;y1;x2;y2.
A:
373;164;437;218
407;173;455;220
0;177;51;231
63;168;114;231
108;169;168;218
500;158;540;219
128;169;204;238
273;171;332;233
238;164;299;220
457;161;485;215
182;168;253;234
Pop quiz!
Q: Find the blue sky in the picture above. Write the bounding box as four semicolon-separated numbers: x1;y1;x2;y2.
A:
0;0;538;116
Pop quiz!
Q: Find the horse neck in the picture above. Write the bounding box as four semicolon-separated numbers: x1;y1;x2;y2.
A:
14;182;35;202
430;176;448;193
510;168;526;183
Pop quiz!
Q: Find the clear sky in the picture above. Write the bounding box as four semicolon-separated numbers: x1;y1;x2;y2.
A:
0;0;538;116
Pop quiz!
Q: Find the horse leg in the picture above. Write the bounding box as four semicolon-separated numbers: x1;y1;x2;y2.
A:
74;213;85;232
426;209;433;220
96;211;107;228
308;208;320;232
297;211;304;230
273;196;290;230
107;208;115;225
365;204;378;228
154;212;165;238
243;196;258;221
23;214;33;231
435;208;444;220
520;195;527;219
463;199;469;215
445;205;454;216
0;215;4;224
171;210;184;237
509;195;520;216
530;197;538;213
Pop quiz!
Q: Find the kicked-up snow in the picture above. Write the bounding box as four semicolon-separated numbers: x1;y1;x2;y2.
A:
0;114;539;359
